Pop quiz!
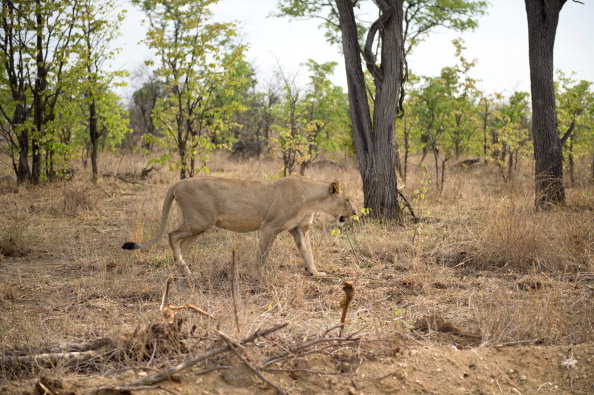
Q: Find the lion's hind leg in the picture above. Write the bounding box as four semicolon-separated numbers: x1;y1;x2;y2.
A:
168;228;201;278
180;234;199;257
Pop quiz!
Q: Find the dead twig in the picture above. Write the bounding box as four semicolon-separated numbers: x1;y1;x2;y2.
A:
265;367;343;376
1;349;104;370
262;335;360;367
160;277;216;322
340;282;355;337
218;330;287;395
167;304;216;320
91;323;288;393
102;173;139;184
93;384;180;394
397;189;419;222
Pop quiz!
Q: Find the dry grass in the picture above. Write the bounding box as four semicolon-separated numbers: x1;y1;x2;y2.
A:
0;151;592;392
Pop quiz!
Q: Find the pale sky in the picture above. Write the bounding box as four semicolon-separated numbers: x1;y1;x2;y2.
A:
113;0;594;100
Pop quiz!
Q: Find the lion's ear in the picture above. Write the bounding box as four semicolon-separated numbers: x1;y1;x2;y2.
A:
329;180;341;195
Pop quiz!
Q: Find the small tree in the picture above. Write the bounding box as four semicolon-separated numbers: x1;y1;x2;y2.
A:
490;92;532;182
273;61;349;177
135;0;247;179
410;39;480;192
74;0;129;182
299;59;350;174
127;66;166;150
555;71;594;186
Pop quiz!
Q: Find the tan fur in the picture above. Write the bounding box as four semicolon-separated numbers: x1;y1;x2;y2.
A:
122;175;356;277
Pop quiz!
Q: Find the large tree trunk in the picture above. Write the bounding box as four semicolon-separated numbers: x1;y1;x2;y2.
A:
336;0;402;220
525;0;567;208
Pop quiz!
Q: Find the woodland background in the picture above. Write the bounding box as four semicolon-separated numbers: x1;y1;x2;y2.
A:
0;0;592;394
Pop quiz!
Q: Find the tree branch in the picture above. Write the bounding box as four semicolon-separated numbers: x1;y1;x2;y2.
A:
362;1;394;83
560;119;575;146
91;323;288;392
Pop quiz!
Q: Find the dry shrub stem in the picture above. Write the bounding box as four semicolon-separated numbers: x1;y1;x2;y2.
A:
160;277;216;321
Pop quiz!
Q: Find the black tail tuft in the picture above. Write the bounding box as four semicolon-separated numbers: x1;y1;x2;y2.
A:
122;241;141;250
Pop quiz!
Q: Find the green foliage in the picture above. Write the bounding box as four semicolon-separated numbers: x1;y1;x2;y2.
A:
488;91;531;181
403;0;489;54
275;0;489;50
405;39;481;191
272;60;350;176
556;70;594;184
0;0;130;182
135;0;248;178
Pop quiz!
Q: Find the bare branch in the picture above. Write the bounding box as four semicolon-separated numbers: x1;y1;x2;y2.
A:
91;323;288;392
560;119;575;146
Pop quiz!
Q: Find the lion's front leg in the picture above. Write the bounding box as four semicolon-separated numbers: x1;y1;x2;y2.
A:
290;225;324;276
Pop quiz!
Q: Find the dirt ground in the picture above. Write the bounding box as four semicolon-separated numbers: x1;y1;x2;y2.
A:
0;157;592;394
3;343;592;394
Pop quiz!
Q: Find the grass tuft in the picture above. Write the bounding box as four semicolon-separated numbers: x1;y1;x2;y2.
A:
0;216;36;258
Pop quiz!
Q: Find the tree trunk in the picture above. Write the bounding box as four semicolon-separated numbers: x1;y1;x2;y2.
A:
16;127;30;184
31;0;46;184
12;103;31;184
568;134;574;187
89;98;99;182
336;0;402;220
525;0;567;208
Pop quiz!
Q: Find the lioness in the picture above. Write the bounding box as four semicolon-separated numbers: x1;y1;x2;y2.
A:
122;175;356;277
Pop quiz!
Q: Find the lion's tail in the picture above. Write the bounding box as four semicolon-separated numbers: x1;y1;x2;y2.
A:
121;184;176;251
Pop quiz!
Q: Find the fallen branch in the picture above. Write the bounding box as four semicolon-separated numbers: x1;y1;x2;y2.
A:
262;333;360;367
92;384;180;395
141;165;159;179
397;189;418;222
1;350;102;371
160;277;216;322
102;173;139;184
1;338;117;370
91;323;288;393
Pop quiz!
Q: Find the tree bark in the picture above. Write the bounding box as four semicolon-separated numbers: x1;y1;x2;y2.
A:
89;98;99;182
15;107;31;184
2;1;32;185
31;0;46;184
525;0;567;208
336;0;402;220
